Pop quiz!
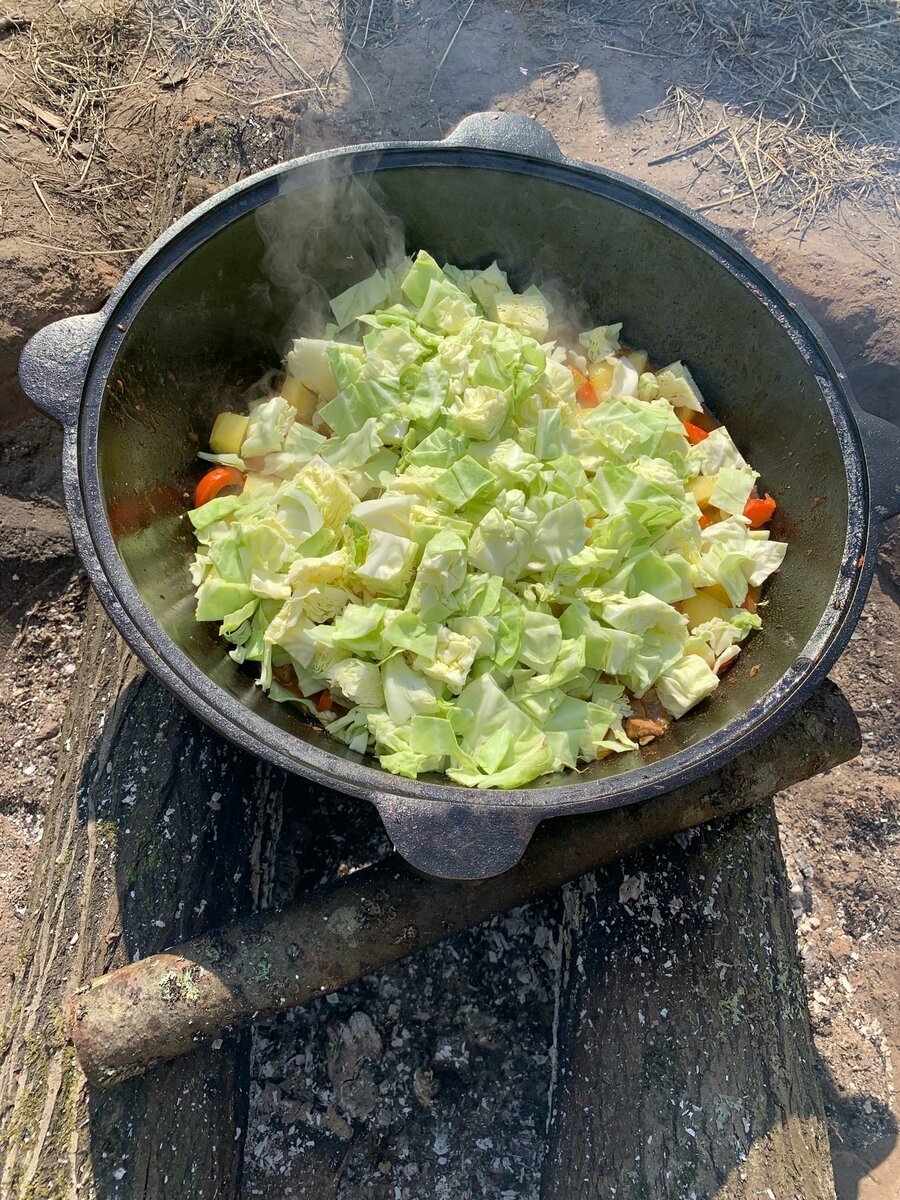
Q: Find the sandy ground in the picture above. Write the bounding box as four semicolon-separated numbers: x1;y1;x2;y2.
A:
1;2;898;1196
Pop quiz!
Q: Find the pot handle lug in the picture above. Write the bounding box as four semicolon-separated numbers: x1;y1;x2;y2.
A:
856;407;900;521
375;796;540;881
443;111;564;161
19;311;106;428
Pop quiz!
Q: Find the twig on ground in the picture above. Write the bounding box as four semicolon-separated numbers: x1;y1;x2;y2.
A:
694;173;779;212
344;50;374;108
127;8;154;86
31;177;53;223
248;87;315;107
360;0;376;49
320;43;344;96
17;98;66;133
727;122;761;219
647;124;725;165
599;41;670;59
17;237;143;254
429;0;475;97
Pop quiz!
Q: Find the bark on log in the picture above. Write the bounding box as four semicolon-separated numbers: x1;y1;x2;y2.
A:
0;595;287;1199
542;801;836;1200
70;680;858;1089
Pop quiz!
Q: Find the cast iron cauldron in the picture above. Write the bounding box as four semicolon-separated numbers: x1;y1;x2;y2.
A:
20;112;900;880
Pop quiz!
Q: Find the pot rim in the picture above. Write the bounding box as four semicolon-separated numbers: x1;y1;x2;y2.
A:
68;139;873;815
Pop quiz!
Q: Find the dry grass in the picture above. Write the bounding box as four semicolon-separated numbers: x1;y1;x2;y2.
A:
663;0;900;225
5;0;898;239
668;85;898;226
0;0;330;246
149;0;257;63
334;0;423;51
0;1;159;243
525;0;900;223
149;0;329;105
11;1;149;161
671;0;900;136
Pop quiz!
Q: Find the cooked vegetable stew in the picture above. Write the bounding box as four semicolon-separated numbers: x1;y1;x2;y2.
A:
188;253;786;788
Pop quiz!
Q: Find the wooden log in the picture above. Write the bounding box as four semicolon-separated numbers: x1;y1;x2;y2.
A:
0;595;287;1199
541;801;836;1200
70;680;858;1089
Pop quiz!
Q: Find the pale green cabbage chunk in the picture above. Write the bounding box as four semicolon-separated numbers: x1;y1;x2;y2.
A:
189;251;787;788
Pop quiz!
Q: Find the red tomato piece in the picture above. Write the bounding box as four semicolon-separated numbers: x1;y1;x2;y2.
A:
568;365;600;408
576;378;599;407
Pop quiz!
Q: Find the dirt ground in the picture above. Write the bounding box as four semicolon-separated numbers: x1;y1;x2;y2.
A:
1;2;898;1197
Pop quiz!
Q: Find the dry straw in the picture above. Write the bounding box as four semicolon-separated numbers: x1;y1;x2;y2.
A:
17;1;149;158
0;2;154;242
334;0;424;51
664;0;900;224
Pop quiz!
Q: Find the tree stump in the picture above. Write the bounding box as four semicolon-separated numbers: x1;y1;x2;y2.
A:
542;801;836;1200
66;681;858;1090
0;595;287;1199
0;586;854;1199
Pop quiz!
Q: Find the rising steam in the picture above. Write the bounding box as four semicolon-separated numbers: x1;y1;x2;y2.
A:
253;168;407;355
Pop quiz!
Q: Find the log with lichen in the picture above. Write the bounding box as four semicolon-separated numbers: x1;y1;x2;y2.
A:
70;680;858;1090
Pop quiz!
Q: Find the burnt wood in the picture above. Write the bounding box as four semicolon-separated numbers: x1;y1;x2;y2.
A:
542;802;836;1200
70;683;857;1092
0;596;286;1198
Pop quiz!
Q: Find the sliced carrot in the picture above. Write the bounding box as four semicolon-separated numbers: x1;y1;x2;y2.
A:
683;421;709;444
577;379;599;407
316;689;333;713
568;364;599;408
744;493;777;529
698;513;710;529
193;466;245;507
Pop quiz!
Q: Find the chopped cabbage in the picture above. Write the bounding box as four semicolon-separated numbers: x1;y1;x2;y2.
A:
285;338;339;401
451;385;509;441
330;270;391;330
190;251;787;788
656;361;704;413
242;396;295;457
579;323;622;362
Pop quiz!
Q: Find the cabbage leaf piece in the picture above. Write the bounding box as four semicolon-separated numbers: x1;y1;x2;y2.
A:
191;258;786;790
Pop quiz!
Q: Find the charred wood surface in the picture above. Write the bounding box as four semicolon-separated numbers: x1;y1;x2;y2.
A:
70;683;857;1097
0;597;286;1199
542;801;837;1200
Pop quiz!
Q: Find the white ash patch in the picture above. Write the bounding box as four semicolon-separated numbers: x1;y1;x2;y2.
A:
245;842;560;1199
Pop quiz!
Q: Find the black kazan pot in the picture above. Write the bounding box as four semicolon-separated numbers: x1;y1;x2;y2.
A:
20;112;900;881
